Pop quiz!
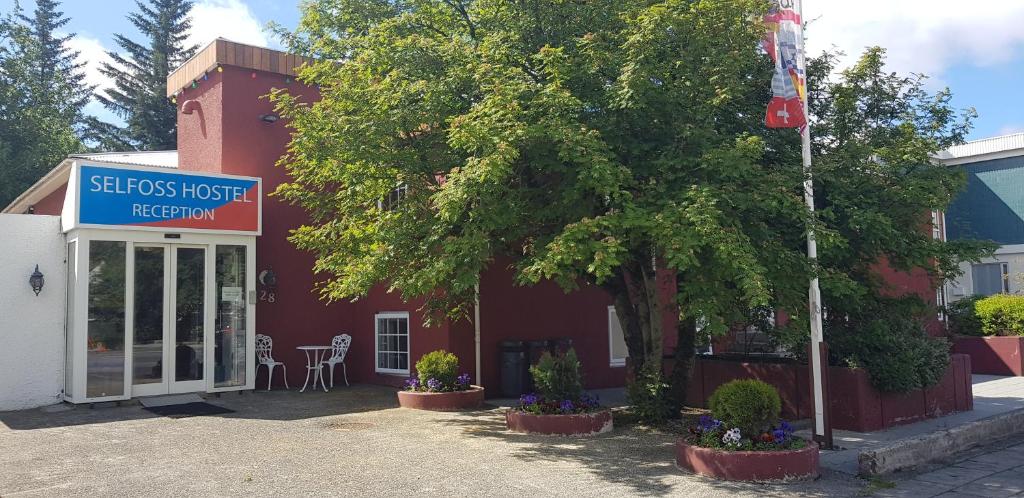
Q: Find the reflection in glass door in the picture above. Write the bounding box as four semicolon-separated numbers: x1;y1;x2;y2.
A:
173;247;205;390
132;246;167;392
130;244;207;396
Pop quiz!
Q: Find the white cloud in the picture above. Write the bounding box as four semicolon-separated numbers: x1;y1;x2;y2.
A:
804;1;1024;78
998;124;1024;136
186;0;268;50
66;34;115;94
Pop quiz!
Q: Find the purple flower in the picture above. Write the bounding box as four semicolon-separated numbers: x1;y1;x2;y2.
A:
779;420;794;434
559;399;575;413
426;378;442;391
520;393;539;406
580;393;600;409
404;377;420;390
698;415;723;432
772;428;787;444
456;373;471;387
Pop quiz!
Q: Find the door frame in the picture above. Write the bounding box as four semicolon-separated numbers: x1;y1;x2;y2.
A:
129;243;172;397
64;228;256;403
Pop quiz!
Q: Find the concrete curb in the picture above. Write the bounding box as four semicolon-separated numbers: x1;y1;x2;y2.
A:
859;408;1024;476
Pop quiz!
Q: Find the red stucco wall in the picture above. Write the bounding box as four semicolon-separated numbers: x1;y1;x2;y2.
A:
30;184;66;215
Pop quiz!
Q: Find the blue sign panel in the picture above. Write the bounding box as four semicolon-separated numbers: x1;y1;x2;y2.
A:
78;165;260;232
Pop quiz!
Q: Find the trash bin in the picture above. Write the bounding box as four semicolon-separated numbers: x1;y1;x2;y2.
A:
499;340;528;398
549;337;574;355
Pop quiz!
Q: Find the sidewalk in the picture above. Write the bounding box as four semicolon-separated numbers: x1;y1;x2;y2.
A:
801;375;1024;475
876;433;1024;497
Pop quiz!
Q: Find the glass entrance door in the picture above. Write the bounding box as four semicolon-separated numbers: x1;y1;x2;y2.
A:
131;244;207;396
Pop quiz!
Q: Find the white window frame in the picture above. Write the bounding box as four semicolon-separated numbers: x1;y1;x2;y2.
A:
608;306;628;368
377;183;408;212
374;311;410;375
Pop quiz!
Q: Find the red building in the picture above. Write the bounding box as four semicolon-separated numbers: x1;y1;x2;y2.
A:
2;40;941;406
5;40;654;403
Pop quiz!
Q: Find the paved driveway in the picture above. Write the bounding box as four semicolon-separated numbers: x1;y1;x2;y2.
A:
0;385;866;497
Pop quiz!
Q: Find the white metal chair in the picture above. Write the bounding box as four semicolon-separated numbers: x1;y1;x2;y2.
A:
255;334;289;390
320;334;352;387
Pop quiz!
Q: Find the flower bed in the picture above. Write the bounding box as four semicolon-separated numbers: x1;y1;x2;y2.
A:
952;336;1024;376
397;351;485;411
675;440;819;482
506;407;613;436
675;381;819;482
397;385;486;411
505;349;612;435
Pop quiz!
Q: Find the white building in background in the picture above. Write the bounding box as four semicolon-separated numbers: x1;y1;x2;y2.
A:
939;133;1024;301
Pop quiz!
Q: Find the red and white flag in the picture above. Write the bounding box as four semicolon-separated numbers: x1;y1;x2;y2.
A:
764;0;806;129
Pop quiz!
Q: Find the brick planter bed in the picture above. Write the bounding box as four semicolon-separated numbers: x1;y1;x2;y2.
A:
952;336;1024;376
683;354;973;432
396;386;485;411
675;440;819;482
505;409;613;436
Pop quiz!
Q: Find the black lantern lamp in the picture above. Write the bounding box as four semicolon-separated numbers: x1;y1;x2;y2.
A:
258;267;277;289
29;265;44;296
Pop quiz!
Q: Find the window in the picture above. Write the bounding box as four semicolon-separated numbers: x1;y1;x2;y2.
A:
608;306;628;367
375;312;410;374
972;262;1009;297
378;184;408;211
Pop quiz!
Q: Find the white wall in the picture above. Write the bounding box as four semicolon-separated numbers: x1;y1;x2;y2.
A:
0;214;66;411
946;244;1024;302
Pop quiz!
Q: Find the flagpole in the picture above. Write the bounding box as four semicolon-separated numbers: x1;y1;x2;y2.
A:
797;0;832;450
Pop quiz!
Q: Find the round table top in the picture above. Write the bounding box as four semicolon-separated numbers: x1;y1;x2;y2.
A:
296;345;332;350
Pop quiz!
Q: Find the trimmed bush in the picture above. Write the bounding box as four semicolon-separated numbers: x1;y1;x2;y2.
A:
976;294;1024;336
946;295;984;336
530;348;584;402
416;350;459;390
708;379;781;437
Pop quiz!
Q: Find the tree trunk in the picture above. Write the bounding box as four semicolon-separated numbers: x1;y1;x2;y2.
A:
604;259;665;383
668;316;698;416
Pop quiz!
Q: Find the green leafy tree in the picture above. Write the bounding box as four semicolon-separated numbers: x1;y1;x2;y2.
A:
272;0;990;416
0;0;86;207
88;0;196;151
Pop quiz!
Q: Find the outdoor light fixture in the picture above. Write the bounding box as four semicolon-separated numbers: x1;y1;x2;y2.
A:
29;265;44;296
259;114;279;123
258;268;277;288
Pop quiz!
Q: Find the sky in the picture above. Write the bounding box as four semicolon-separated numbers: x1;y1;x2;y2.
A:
4;0;1024;141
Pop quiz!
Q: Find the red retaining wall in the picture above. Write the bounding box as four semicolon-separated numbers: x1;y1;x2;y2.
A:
687;354;973;432
952;337;1024;376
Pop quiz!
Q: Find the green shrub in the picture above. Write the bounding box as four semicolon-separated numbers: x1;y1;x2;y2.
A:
626;367;674;424
976;294;1024;336
945;295;984;336
708;379;781;437
826;298;950;393
416;350;459;389
530;348;584;402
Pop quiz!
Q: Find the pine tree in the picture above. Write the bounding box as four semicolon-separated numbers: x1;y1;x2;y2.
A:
0;1;85;207
89;0;196;151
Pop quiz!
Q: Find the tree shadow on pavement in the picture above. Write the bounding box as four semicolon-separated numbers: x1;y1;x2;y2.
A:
443;407;863;497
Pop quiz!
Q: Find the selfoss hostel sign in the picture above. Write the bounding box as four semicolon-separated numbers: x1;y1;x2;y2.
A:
74;164;261;234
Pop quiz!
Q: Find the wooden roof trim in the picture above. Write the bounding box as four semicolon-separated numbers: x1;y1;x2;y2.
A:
166;38;314;97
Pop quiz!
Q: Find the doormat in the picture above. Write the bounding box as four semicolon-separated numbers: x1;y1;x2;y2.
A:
143;402;235;419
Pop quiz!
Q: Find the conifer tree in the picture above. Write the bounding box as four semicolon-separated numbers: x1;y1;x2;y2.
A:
0;0;85;207
89;0;196;151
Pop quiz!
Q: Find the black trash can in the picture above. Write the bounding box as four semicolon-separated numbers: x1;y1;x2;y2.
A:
549;337;574;355
499;340;528;398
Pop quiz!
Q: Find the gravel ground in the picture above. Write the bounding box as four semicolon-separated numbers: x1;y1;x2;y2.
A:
0;385;868;497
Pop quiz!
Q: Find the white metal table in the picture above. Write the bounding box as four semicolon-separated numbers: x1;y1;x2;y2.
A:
296;345;331;392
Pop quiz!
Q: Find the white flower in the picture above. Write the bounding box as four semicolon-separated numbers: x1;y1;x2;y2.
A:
722;428;742;446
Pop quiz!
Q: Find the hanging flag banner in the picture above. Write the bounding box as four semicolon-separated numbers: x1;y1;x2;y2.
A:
764;0;807;129
75;164;261;233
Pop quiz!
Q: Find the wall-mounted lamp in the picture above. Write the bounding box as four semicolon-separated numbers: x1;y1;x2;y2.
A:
29;265;44;296
181;99;201;115
258;268;277;288
259;114;280;124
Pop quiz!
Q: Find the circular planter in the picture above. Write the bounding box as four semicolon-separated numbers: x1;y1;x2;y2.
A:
675;439;819;482
396;386;485;411
505;409;613;436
